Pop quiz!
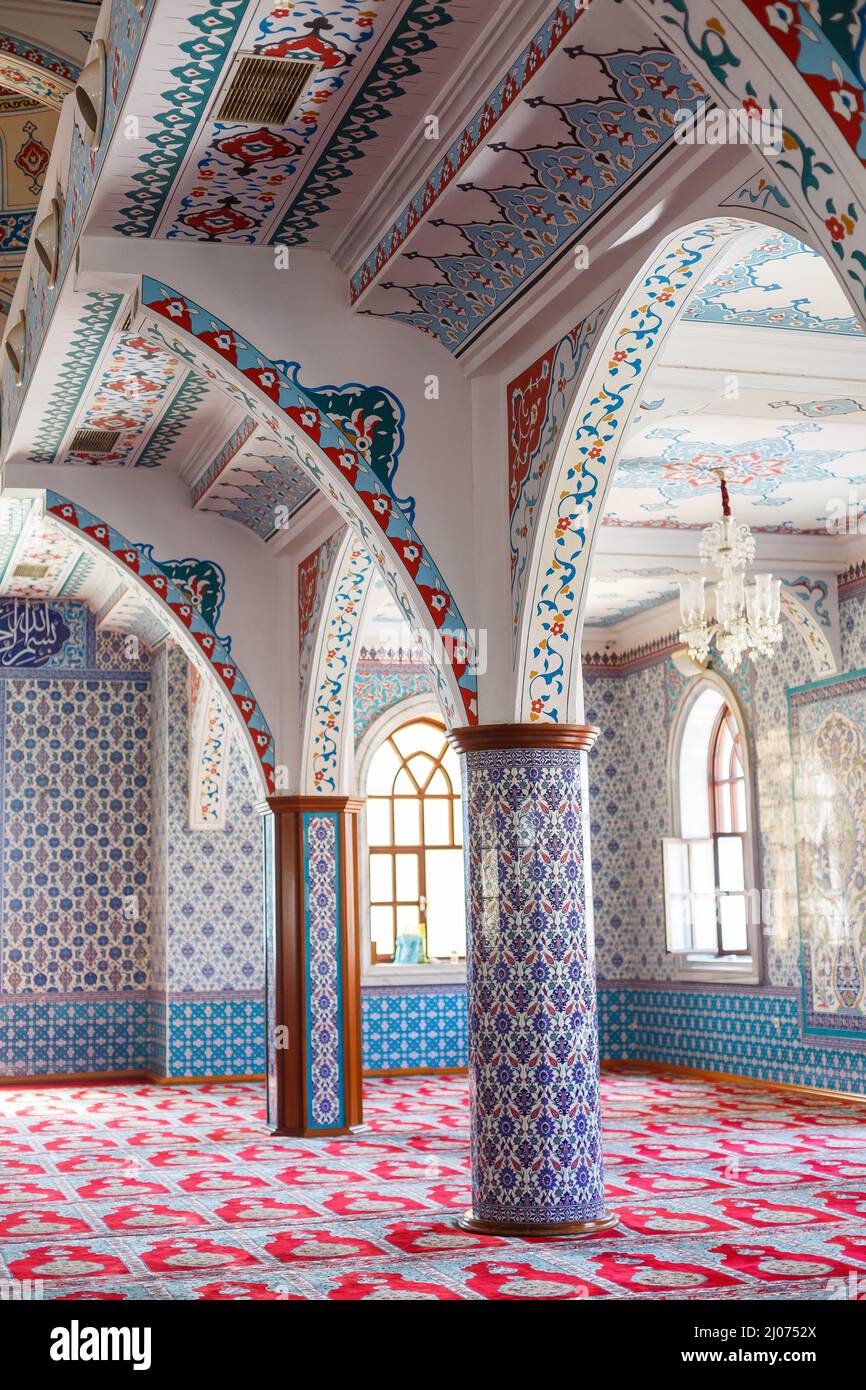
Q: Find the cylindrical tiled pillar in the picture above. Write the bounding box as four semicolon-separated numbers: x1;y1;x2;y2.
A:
448;724;616;1237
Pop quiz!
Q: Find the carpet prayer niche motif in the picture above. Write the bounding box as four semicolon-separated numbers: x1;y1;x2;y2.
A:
789;672;866;1039
2;1072;866;1299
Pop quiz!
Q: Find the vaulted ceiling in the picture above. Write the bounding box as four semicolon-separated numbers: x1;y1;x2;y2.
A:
586;231;866;629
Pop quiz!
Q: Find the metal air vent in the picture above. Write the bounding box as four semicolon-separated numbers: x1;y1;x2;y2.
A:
69;428;121;455
216;55;318;125
13;562;49;579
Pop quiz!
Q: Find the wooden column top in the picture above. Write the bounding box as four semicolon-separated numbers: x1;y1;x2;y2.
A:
448;723;599;754
256;795;365;816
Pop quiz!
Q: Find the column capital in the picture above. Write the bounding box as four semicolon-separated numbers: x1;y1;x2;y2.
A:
257;795;365;816
448;722;599;754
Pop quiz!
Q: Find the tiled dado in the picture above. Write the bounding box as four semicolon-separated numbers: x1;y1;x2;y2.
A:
597;985;866;1095
5;987;866;1093
361;986;468;1071
0;996;264;1079
0;997;151;1076
360;984;866;1095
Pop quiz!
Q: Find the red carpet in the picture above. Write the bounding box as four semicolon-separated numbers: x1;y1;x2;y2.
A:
1;1069;865;1299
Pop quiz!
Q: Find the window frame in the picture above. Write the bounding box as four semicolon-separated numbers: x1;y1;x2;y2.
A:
356;693;467;988
666;672;763;984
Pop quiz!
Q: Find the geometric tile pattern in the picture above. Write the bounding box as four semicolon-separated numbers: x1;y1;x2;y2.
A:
2;1071;866;1298
0;650;151;998
361;986;467;1071
153;645;264;996
599;986;866;1094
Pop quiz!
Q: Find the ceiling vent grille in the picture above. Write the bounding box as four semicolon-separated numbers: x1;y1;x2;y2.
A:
13;562;49;579
215;55;318;125
69;428;121;455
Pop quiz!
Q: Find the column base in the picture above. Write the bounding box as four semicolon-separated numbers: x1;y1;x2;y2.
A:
458;1210;619;1239
270;1122;369;1139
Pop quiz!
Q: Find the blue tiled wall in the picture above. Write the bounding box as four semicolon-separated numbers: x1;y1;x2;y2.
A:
600;985;866;1094
361;986;468;1070
360;983;866;1095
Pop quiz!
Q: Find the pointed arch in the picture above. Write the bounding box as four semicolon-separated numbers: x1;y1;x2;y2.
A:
300;529;454;794
46;490;274;796
632;1;866;320
136;278;478;729
515;218;753;723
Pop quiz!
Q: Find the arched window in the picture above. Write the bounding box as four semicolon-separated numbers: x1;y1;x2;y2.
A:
664;677;760;980
364;714;465;967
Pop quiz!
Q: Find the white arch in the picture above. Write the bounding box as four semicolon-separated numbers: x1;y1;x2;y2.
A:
515;217;753;723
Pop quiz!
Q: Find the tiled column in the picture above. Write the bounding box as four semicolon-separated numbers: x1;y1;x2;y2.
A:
449;725;616;1237
259;796;364;1136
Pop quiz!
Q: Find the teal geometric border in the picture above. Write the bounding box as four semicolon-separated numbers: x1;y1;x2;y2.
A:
28;292;123;464
135;371;210;468
113;0;249;238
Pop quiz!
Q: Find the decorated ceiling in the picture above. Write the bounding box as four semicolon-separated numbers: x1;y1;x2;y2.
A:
585;230;866;630
87;0;501;245
683;230;863;336
0;1;90;323
353;14;706;352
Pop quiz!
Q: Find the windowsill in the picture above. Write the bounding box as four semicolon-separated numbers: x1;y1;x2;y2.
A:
362;961;467;989
673;953;761;985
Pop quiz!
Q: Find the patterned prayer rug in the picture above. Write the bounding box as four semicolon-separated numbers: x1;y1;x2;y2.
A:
1;1069;865;1300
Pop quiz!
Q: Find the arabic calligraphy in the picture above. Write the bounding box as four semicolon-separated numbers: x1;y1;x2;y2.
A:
0;601;71;668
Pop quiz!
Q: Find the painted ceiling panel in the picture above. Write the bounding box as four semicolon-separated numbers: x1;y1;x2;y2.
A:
193;418;318;539
607;411;866;536
586;566;679;627
354;26;705;352
54;335;187;467
683;230;863;336
87;0;495;249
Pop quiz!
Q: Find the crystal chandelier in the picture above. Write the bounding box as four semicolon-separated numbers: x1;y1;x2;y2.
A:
678;469;783;670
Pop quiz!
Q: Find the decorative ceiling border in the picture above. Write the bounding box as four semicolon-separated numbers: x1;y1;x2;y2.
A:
349;0;583;303
113;0;249;239
139;276;477;724
270;0;456;247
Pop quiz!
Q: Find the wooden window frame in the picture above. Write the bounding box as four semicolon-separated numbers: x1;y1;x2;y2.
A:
366;716;463;965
